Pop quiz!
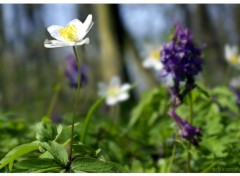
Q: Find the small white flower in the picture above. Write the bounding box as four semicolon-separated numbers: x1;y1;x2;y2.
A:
98;76;131;106
230;77;240;88
44;14;94;48
224;44;240;66
142;48;163;71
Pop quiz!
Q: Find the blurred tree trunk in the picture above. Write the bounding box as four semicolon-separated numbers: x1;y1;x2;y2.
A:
233;4;240;46
178;4;192;28
96;5;125;82
192;4;225;86
0;5;4;48
96;4;158;96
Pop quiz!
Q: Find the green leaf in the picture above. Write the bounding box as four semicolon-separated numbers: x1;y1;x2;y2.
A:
13;158;62;173
71;157;123;173
0;141;39;169
40;141;68;167
81;97;105;143
73;144;96;157
39;151;54;160
196;84;210;98
36;122;62;142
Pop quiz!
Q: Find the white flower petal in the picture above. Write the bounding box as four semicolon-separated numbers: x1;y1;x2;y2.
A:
47;25;65;42
44;39;74;48
44;38;89;48
232;46;238;55
109;76;121;87
117;92;129;102
225;44;238;60
68;19;83;28
78;14;94;40
143;58;154;68
120;84;131;92
74;38;90;45
153;62;164;71
106;97;118;106
225;45;232;60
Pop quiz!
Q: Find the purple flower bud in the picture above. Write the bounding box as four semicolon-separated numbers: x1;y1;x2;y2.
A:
51;113;62;124
65;55;88;88
161;24;203;106
168;109;202;146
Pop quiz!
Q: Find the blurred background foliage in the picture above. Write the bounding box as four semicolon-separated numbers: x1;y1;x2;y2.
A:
0;4;239;121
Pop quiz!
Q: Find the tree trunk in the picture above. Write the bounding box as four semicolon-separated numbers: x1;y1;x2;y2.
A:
96;4;158;96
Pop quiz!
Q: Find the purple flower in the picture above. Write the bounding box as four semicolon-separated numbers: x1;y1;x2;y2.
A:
161;24;203;106
168;109;202;146
51;113;62;124
65;55;88;88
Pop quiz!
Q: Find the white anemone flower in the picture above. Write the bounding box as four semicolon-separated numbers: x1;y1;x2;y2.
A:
44;14;94;48
142;48;163;71
98;76;131;106
224;44;240;66
230;77;240;88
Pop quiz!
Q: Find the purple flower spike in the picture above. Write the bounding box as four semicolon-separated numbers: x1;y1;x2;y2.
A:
168;109;202;146
161;24;203;106
65;55;88;88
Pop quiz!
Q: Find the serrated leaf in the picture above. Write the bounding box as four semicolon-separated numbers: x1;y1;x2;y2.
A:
211;86;234;97
196;84;210;98
39;151;54;160
0;141;39;169
71;157;123;173
73;144;95;157
36;122;58;142
13;158;62;173
40;141;68;167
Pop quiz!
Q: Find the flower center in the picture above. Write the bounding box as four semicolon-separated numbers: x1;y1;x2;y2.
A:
107;86;120;97
151;50;161;61
60;24;78;42
230;55;239;64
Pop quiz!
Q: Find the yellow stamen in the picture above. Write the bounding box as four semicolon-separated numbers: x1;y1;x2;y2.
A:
107;86;120;97
230;55;239;64
60;24;78;42
151;50;161;60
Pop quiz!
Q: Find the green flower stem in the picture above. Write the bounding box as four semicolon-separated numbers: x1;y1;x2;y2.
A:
81;97;105;143
69;46;81;161
187;92;193;172
167;135;177;172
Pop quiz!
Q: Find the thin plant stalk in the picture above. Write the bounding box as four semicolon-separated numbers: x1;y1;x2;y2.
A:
167;134;177;172
69;46;81;161
187;92;193;172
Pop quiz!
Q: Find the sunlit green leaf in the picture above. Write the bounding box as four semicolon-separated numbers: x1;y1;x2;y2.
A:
71;157;123;173
40;141;68;167
13;158;62;173
0;141;40;169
